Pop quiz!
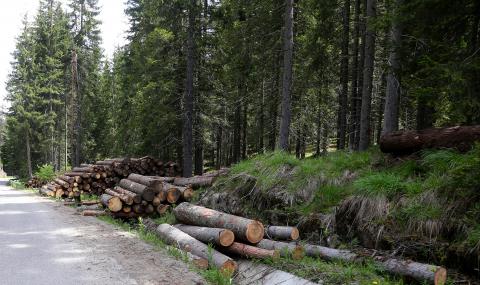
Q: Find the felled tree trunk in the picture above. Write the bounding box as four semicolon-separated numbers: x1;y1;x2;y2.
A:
114;186;142;204
174;224;235;247
118;179;155;201
380;125;480;154
156;204;171;215
173;176;214;188
256;239;304;260
128;173;163;193
100;194;123;212
146;221;237;273
82;210;107;217
173;202;264;244
105;188;133;205
224;242;279;260
265;226;299;241
54;178;70;188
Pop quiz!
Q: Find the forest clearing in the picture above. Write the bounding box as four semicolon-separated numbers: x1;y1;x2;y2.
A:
0;0;479;284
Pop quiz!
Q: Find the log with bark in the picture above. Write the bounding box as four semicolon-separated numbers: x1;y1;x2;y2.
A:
82;210;107;217
265;225;299;241
128;173;163;193
100;194;123;212
114;186;142;204
173;202;264;244
105;188;134;205
156;204;171;215
380;125;480;155
174;224;235;247
224;242;279;260
256;239;304;260
144;221;237;273
173;176;214;189
118;179;155;201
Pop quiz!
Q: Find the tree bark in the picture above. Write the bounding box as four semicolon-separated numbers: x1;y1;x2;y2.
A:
256;239;304;260
265;226;299;241
173;202;264;244
105;188;134;205
182;0;196;178
382;0;403;135
349;0;362;148
338;0;350;150
358;0;377;151
118;179;155;202
224;242;279;260
113;186;142;204
128;173;163;193
26;128;33;178
380;125;480;154
174;224;235;247
145;221;237;273
278;0;294;151
100;194;123;212
173;176;214;188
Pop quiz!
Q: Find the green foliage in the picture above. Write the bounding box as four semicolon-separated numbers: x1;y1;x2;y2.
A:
354;172;405;198
466;224;480;251
34;164;55;183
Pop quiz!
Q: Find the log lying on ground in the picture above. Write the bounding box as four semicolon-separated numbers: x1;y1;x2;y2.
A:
256;239;304;260
302;243;447;285
54;178;70;188
379;258;447;285
118;179;155;201
143;220;237;273
224;242;279;260
162;183;183;203
204;168;230;177
128;173;163;193
105;188;133;205
146;176;175;183
173;202;264;244
114;186;142;204
174;224;235;247
39;186;54;197
82;210;107;217
173;176;214;189
156;204;171;215
380;125;480;155
100;194;123;212
265;225;299;241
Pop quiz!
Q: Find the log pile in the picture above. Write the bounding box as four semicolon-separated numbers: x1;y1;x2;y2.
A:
25;176;46;188
143;202;447;284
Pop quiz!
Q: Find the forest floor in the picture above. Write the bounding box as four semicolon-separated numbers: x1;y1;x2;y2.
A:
0;179;205;285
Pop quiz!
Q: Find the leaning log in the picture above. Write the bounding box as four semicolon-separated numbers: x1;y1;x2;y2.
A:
54;178;70;188
173;176;214;188
100;194;123;212
114;186;142;204
173;202;264;244
118;179;155;201
145;221;237;273
256;239;304;260
105;188;134;205
380;125;480;154
224;242;279;260
128;173;163;193
265;225;299;241
174;224;235;247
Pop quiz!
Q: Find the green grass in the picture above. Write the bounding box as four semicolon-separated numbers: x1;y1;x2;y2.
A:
353;172;405;198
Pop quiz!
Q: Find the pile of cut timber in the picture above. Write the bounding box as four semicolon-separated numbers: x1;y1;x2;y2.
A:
145;203;447;285
25;176;46;188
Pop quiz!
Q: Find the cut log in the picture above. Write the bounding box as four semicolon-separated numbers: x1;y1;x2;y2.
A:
105;188;134;205
145;204;155;214
152;196;161;206
174;224;235;247
173;176;214;188
128;173;163;193
111;212;142;219
132;204;144;214
118;179;155;201
163;183;182;204
72;166;94;172
302;243;358;262
82;200;100;206
256;239;304;260
113;186;142;204
146;176;175;183
224;242;279;260
144;221;237;273
100;194;123;212
59;175;74;184
39;187;53;197
64;172;92;178
173;202;264;244
379;258;447;285
55;188;64;199
380;125;480;154
122;206;132;213
54;178;70;188
265;226;299;241
204;168;230;177
82;210;107;217
156;204;171;215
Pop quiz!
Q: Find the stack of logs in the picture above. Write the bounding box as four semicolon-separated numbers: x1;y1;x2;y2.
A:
144;203;447;285
38;157;182;200
26;176;46;188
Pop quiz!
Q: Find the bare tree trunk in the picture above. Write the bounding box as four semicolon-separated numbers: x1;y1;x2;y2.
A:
259;79;265;152
26;128;32;179
358;0;377;151
354;0;367;150
278;0;294;151
241;99;247;160
72;49;81;167
183;0;196;177
349;0;361;148
382;0;403;135
337;0;350;150
233;92;242;163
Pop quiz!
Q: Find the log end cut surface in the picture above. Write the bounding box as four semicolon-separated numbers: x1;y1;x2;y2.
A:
221;260;238;275
246;221;265;244
219;230;235;247
434;268;447;285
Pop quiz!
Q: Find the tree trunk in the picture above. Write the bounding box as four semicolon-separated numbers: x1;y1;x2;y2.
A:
278;0;294;151
26;128;33;178
380;125;480;154
349;0;362;148
182;0;196;178
81;210;106;217
354;0;367;150
173;176;214;188
118;179;155;201
144;221;237;273
127;173;163;193
174;224;235;247
265;226;299;241
162;183;183;203
256;239;304;260
113;186;142;204
382;0;403;135
100;194;122;212
380;258;447;285
358;0;377;151
173;202;264;244
105;188;134;205
156;204;171;215
338;0;350;150
224;242;279;260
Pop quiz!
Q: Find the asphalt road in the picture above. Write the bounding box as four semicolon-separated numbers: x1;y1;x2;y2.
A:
0;179;204;285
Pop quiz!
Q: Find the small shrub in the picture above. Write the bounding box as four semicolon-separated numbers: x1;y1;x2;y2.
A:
34;164;55;183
